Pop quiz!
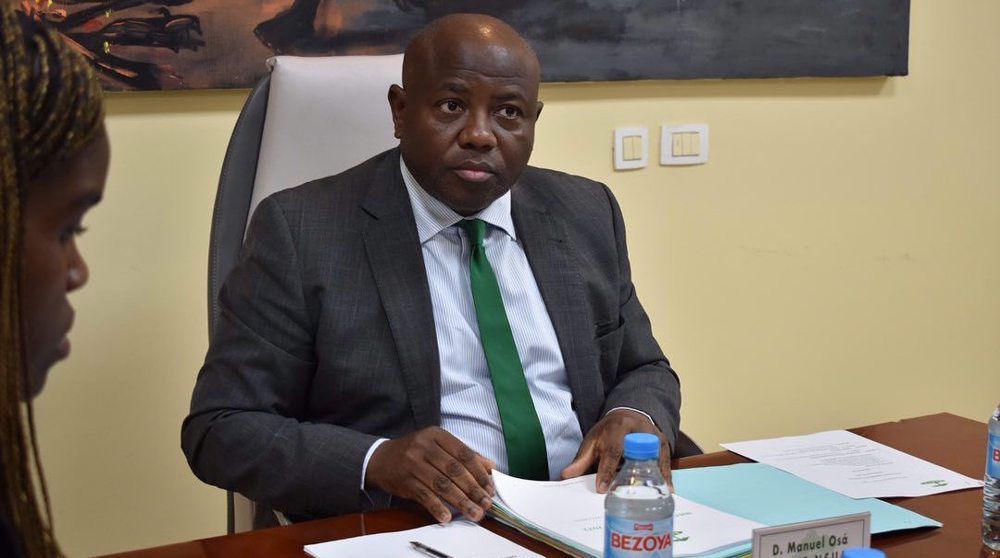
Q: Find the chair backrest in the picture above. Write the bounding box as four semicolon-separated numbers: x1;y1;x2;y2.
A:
208;53;403;533
675;430;703;458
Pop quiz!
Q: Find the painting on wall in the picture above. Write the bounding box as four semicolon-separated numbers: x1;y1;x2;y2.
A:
19;0;910;92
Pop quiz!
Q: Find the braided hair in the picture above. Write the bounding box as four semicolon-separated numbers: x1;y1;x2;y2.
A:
0;5;104;557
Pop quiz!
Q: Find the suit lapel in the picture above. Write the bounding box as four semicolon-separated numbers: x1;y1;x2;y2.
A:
361;153;441;428
512;185;604;433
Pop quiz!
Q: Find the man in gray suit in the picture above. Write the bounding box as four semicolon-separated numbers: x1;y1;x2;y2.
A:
182;13;681;524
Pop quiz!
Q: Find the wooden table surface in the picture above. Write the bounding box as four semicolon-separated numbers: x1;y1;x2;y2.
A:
99;413;999;558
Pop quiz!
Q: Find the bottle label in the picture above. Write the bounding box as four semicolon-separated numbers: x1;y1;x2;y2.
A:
988;433;1000;478
605;516;674;557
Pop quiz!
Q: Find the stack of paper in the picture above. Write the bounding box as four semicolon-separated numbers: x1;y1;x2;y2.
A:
490;471;762;558
304;520;544;558
720;430;983;498
489;461;943;558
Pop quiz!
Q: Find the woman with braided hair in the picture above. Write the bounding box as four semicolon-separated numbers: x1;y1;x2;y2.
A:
0;4;109;557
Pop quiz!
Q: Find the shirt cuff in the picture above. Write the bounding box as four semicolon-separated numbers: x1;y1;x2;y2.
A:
360;437;390;490
605;406;658;430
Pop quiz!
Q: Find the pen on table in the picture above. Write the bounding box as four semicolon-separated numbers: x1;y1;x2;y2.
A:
410;540;456;558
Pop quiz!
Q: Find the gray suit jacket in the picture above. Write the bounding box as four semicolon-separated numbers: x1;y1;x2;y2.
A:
181;148;680;519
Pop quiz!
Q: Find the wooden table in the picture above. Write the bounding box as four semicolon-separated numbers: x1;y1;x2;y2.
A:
100;413;998;558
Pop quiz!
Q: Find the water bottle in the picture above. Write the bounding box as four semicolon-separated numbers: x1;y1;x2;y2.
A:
984;403;1000;550
604;433;674;558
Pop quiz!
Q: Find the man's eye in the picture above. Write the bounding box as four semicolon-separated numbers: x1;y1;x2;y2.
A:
439;100;463;113
497;106;522;119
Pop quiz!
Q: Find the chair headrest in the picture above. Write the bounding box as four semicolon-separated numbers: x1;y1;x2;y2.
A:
250;54;404;219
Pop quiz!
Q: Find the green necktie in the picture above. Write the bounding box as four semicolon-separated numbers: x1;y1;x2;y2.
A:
458;219;549;480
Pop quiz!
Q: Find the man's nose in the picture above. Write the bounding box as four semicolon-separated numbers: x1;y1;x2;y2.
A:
458;111;497;150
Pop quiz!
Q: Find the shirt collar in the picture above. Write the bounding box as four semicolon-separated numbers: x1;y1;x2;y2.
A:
400;156;516;244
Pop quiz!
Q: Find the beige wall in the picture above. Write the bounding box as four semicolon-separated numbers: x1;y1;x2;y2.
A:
33;1;1000;556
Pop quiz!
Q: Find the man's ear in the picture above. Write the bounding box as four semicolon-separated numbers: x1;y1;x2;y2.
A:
388;84;406;139
534;101;544;121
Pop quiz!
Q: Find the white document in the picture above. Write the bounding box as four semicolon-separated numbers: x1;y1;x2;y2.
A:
492;471;763;558
721;429;983;498
303;519;544;558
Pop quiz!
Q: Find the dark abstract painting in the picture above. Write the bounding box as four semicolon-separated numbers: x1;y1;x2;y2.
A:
18;0;910;91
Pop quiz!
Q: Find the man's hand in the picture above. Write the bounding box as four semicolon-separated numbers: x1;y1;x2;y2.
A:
366;427;496;523
560;409;671;493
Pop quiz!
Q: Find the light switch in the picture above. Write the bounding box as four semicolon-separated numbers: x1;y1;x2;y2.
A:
623;136;642;161
683;132;700;157
614;127;648;170
672;132;685;157
661;124;709;165
672;132;699;157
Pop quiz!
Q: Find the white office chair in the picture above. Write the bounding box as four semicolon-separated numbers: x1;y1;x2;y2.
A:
208;54;403;533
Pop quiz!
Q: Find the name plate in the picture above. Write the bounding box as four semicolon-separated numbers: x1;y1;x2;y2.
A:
752;512;871;558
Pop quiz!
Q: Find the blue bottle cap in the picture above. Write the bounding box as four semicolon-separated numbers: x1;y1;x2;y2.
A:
842;549;885;558
623;433;660;460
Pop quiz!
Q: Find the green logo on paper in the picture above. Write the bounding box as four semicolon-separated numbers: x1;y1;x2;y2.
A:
672;530;689;542
921;479;947;487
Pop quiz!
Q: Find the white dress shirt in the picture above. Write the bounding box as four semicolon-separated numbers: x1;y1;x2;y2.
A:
402;159;584;478
361;158;652;487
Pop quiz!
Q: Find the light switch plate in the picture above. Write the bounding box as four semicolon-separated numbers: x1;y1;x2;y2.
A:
614;126;648;170
661;124;709;165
